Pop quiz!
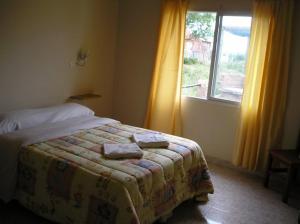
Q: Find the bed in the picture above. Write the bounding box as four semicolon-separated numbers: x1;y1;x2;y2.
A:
0;103;214;224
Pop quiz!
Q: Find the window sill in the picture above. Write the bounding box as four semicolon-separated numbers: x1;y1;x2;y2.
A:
182;95;241;108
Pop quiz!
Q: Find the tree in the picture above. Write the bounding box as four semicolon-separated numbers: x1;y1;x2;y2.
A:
186;12;215;41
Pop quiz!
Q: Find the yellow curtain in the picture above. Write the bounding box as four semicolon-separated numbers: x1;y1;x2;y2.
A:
144;0;189;135
234;0;294;171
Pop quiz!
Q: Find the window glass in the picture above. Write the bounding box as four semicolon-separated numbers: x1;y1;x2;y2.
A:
182;12;252;103
212;16;252;102
182;12;216;99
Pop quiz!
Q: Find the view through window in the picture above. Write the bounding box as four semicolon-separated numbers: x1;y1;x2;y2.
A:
182;12;252;103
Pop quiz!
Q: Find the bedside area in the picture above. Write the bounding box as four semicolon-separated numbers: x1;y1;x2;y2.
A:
67;93;102;116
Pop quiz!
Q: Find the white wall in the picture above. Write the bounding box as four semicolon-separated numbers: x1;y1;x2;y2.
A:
112;0;161;125
189;0;251;13
113;0;300;163
112;0;250;161
0;0;118;116
1;0;298;163
282;0;300;149
181;0;251;161
181;98;240;161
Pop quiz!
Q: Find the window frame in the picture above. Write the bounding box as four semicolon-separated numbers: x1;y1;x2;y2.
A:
183;10;252;106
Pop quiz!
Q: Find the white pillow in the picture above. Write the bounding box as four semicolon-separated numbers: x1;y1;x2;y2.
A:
0;103;94;135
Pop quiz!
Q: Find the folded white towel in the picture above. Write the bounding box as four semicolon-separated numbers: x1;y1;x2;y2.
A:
103;143;143;159
133;133;169;148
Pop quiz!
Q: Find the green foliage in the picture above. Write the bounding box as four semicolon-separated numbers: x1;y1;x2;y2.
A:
182;11;216;97
181;61;210;97
229;53;246;62
183;12;248;98
184;57;198;65
221;53;246;74
182;62;210;86
186;12;216;40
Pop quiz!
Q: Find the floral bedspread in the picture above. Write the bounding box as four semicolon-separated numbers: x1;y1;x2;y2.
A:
17;122;214;224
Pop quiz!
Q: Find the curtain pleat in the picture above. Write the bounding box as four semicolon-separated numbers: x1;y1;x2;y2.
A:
144;0;189;135
234;0;294;171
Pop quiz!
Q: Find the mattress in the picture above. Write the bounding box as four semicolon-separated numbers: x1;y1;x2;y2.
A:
2;117;214;223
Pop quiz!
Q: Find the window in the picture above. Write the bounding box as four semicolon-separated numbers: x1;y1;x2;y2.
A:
182;11;252;103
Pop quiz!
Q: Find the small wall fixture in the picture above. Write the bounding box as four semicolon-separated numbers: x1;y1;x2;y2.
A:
68;93;101;101
76;49;88;67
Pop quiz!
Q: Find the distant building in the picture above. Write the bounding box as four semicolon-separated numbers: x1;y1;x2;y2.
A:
184;31;212;64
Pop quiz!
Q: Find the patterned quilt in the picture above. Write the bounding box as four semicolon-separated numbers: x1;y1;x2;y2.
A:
16;122;214;224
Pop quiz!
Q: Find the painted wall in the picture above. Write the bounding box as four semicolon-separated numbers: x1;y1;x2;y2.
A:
112;0;161;125
181;98;240;161
1;0;298;162
181;0;252;161
282;0;300;149
113;0;300;162
0;0;118;116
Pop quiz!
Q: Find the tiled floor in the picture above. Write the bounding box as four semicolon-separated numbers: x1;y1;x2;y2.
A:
167;163;300;224
0;163;299;224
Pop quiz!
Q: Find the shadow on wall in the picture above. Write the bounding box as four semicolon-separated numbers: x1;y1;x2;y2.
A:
0;0;118;117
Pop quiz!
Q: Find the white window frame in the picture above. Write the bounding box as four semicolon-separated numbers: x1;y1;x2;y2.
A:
183;10;252;106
